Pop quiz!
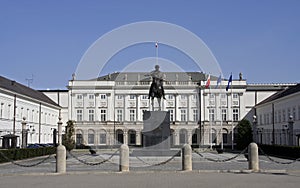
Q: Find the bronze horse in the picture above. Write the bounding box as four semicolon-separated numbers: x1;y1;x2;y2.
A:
148;65;165;111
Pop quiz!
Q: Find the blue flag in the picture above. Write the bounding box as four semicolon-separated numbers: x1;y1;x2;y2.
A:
226;74;232;91
215;75;222;89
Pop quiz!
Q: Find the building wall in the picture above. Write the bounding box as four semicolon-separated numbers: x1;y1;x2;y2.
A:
0;90;60;147
42;90;69;126
256;92;300;146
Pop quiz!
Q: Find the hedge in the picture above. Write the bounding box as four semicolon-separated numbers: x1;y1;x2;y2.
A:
0;147;56;163
258;144;300;159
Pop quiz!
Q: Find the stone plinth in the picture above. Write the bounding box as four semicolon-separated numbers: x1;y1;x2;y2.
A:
132;111;180;157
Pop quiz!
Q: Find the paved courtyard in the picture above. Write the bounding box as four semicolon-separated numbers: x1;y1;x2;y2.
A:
1;149;300;175
1;171;300;188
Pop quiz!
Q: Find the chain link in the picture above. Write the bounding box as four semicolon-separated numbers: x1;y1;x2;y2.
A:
0;150;53;167
258;148;300;165
68;149;119;166
192;148;247;163
135;151;180;167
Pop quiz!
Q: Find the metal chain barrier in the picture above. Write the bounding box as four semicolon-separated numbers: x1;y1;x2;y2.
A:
0;150;53;167
68;149;119;166
135;150;181;167
192;148;248;163
258;147;300;165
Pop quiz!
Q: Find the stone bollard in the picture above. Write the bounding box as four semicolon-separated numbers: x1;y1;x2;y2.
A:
56;117;66;173
56;144;66;173
248;142;259;172
182;144;192;171
119;144;129;172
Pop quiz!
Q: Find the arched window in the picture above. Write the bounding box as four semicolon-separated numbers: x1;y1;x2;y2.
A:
179;129;188;145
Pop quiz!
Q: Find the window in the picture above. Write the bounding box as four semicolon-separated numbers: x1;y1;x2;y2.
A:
100;109;106;121
193;109;198;122
222;109;227;121
129;95;136;100
100;94;106;100
88;133;94;144
209;94;215;99
298;106;300;120
221;94;226;99
233;93;239;99
180;109;187;121
77;109;83;121
181;95;187;100
233;108;239;121
31;110;34;122
88;109;94;121
21;107;24;120
275;111;278;123
192;94;197;100
0;103;3;118
259;114;263;125
209;109;215;121
130;110;135;121
89;94;94;100
77;94;83;100
116;95;123;100
128;130;136;145
76;134;83;145
141;95;148;100
223;132;228;144
116;109;123;122
99;133;106;144
278;110;282;123
288;108;291;117
7;104;11;119
179;129;187;144
293;107;296;120
169;109;174;122
168;95;174;100
283;109;286;122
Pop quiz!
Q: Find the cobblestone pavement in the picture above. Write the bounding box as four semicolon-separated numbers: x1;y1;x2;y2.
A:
1;149;300;175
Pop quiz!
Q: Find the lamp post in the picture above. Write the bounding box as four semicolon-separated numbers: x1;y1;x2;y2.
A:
21;117;27;148
252;115;257;143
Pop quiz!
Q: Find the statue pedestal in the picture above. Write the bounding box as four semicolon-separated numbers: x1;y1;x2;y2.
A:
132;111;180;157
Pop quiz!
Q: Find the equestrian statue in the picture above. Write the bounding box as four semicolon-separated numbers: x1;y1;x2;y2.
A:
147;65;166;111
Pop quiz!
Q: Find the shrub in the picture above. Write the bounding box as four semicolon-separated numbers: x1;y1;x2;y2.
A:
236;119;253;150
62;120;75;151
258;144;300;159
0;147;56;163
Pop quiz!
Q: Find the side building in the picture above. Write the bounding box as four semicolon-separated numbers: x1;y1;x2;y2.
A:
255;84;300;146
0;76;61;147
65;72;290;148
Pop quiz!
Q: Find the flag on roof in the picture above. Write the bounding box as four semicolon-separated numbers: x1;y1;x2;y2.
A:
205;74;211;89
215;75;222;89
226;74;232;91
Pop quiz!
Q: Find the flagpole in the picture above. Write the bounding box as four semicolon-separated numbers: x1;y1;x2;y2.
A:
220;76;223;150
156;42;158;65
209;83;212;150
231;73;234;150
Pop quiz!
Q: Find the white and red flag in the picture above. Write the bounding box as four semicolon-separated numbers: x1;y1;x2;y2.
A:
205;74;211;89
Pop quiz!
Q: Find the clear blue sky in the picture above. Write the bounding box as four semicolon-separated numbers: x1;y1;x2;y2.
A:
0;0;299;89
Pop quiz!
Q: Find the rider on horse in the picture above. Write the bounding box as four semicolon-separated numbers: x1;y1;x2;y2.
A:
148;65;166;100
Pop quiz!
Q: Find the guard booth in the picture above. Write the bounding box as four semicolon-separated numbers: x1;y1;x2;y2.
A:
1;134;19;149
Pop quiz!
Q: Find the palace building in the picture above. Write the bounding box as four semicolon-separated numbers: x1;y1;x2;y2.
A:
42;72;290;148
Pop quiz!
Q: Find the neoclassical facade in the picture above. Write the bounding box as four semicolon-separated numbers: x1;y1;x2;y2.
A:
63;72;289;148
